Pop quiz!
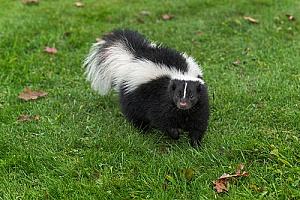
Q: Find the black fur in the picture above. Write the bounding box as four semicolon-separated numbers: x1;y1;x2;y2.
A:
84;29;210;147
120;76;209;147
101;29;189;72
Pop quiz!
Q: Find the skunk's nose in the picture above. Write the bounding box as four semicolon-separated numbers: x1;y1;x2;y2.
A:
179;102;188;109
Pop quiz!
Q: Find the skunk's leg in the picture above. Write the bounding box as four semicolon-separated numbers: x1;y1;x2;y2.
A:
189;131;204;147
128;118;149;133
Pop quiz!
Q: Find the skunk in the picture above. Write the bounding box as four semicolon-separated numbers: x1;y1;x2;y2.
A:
83;29;209;147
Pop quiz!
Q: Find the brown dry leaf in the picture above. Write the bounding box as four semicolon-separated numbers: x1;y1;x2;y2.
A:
34;90;48;97
23;0;39;4
44;46;57;54
162;14;175;20
236;164;244;174
17;115;40;122
232;60;241;66
243;16;259;24
219;173;233;179
245;47;251;54
34;116;40;120
74;2;84;7
286;14;296;21
17;115;29;122
159;146;169;154
213;164;250;194
18;88;38;100
18;87;48;101
237;70;245;76
197;31;204;36
134;13;145;24
213;179;229;193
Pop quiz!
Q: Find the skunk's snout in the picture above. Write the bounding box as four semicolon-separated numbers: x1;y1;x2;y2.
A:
177;98;191;110
179;102;188;109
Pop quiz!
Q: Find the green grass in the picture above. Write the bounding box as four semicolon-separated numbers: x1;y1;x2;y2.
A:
0;0;299;199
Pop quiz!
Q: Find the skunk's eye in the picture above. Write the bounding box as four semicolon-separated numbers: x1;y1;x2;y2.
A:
189;94;194;99
176;93;180;98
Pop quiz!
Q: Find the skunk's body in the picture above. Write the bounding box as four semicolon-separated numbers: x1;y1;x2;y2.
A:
83;29;209;147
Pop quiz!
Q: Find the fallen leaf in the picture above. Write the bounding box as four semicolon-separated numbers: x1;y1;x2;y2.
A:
183;168;195;181
236;164;244;174
74;2;84;7
64;32;72;38
237;70;245;76
18;87;48;101
140;11;151;15
249;184;258;191
22;0;39;4
232;60;241;65
162;14;175;20
34;116;40;120
17;115;40;122
0;103;2;107
243;16;259;24
18;91;38;101
219;173;233;179
165;175;176;184
44;46;57;54
213;164;250;194
17;115;29;122
34;90;48;97
134;13;145;24
285;14;296;21
197;31;204;36
244;47;251;54
241;171;250;177
213;179;229;193
249;184;266;192
159;146;169;154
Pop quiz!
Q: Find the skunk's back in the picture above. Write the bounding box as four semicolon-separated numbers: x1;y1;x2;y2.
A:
103;29;189;72
83;29;204;95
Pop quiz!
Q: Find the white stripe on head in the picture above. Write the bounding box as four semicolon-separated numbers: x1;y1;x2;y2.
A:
183;82;188;98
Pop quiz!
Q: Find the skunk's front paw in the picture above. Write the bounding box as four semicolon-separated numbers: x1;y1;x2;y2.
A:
189;132;203;148
190;138;201;148
168;128;180;140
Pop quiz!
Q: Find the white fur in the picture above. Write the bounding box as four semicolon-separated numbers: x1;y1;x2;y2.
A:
183;82;188;98
83;41;205;95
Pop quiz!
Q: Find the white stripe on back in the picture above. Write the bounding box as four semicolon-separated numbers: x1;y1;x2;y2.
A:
84;41;205;95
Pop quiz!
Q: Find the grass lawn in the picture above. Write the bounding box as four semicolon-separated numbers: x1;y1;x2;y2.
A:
0;0;299;199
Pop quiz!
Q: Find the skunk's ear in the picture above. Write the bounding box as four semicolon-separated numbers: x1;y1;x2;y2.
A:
168;80;176;91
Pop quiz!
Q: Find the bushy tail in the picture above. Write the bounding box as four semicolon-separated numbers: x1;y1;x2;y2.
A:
82;37;134;95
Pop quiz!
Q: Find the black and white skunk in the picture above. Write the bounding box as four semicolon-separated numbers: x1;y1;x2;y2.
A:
83;29;209;147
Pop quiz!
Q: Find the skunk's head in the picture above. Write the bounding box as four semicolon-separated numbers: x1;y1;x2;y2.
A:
168;79;205;110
